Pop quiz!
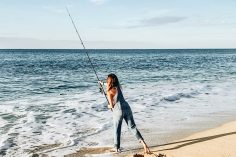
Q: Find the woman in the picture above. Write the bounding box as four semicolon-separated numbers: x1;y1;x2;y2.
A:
99;73;151;154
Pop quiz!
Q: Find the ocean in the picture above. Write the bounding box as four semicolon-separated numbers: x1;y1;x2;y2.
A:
0;49;236;157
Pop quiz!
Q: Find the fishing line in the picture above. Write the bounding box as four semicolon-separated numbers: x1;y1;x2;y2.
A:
66;7;110;107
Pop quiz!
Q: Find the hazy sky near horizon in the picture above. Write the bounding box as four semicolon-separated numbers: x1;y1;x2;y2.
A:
0;0;236;49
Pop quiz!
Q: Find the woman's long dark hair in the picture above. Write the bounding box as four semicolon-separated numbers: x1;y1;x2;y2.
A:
107;73;121;91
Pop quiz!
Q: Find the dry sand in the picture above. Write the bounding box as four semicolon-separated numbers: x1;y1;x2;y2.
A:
129;120;236;157
65;120;236;157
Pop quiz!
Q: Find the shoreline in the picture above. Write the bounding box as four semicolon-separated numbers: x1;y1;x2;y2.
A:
64;120;236;157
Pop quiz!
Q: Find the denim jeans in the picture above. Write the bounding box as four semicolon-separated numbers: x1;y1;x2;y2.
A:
113;100;143;149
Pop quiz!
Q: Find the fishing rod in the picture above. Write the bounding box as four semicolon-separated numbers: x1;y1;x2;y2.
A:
66;7;110;108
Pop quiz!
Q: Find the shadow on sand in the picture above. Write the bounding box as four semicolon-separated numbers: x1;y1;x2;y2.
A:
151;131;236;151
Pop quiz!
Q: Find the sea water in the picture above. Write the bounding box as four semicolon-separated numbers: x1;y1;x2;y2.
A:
0;49;236;156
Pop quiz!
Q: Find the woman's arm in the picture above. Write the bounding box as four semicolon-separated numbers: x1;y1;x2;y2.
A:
107;92;114;109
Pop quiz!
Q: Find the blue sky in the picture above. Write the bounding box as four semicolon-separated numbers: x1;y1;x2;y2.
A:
0;0;236;48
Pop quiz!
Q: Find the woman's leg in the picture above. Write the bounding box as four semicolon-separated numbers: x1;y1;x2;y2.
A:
140;139;151;154
124;110;143;141
113;107;123;150
113;117;122;149
124;109;151;154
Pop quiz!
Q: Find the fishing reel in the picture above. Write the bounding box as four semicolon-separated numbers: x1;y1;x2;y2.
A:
99;86;107;95
99;86;104;94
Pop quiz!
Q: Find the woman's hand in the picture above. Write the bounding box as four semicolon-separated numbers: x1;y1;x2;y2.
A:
98;80;107;86
108;104;113;109
98;80;103;85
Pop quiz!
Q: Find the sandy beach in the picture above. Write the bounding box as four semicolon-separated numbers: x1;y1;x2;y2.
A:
65;120;236;157
147;120;236;157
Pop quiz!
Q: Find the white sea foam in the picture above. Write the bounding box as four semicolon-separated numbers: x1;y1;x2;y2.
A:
1;80;236;157
0;117;7;128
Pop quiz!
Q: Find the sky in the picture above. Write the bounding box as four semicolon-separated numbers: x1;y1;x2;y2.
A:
0;0;236;49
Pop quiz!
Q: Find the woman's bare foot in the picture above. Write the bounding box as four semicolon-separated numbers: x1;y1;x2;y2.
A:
140;140;151;154
110;147;121;153
144;146;151;154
